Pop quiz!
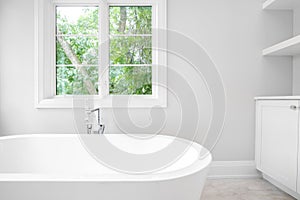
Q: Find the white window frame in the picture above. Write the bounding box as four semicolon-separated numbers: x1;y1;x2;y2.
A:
34;0;167;108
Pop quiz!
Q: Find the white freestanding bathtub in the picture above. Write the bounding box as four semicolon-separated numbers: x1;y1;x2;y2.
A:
0;134;211;200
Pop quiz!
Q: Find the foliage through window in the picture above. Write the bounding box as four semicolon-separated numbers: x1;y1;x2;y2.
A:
56;6;153;96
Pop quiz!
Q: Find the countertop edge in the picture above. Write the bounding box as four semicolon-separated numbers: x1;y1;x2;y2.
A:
255;96;300;100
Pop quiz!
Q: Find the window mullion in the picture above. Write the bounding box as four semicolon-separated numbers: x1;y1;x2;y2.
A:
110;34;152;37
99;1;110;98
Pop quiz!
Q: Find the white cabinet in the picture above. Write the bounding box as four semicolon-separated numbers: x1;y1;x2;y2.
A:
256;99;299;195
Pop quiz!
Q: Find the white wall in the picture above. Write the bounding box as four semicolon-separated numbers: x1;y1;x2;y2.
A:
0;0;293;161
293;7;300;95
294;56;300;95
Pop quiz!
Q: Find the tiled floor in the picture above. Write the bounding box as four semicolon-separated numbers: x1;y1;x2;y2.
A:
201;178;295;200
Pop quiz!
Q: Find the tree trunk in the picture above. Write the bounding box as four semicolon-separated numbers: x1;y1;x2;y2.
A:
118;7;127;33
56;32;97;95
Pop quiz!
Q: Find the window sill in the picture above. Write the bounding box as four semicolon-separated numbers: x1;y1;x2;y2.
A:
35;95;167;109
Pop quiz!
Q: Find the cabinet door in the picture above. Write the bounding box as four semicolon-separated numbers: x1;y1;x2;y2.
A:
257;100;299;191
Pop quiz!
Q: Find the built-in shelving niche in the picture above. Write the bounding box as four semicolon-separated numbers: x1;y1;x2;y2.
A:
263;0;300;56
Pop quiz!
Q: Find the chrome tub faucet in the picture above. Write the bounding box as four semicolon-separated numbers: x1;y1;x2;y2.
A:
86;108;105;134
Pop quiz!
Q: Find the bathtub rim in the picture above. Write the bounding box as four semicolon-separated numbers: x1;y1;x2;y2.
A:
0;134;212;182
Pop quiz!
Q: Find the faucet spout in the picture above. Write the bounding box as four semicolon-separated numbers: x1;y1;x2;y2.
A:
90;108;101;125
86;108;105;134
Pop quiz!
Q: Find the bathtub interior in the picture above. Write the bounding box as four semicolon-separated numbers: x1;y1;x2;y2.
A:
0;134;211;180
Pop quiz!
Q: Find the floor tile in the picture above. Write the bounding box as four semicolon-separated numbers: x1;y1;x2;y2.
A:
201;179;295;200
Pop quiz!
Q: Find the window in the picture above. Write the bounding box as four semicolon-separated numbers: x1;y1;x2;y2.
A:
56;6;99;95
35;0;167;108
109;6;153;95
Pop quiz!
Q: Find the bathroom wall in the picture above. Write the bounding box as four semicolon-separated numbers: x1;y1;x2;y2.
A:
293;7;300;95
0;0;293;161
294;56;300;95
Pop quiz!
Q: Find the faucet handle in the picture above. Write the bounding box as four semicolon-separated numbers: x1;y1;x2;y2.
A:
87;123;93;134
99;124;105;134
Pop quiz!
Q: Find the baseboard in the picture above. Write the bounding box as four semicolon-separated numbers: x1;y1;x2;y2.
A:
207;161;261;179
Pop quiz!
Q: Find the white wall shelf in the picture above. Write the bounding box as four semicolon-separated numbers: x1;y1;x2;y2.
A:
263;0;300;10
263;35;300;56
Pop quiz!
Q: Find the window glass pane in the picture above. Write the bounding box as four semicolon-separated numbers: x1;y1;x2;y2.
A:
110;66;152;95
110;36;152;65
56;7;99;35
55;6;153;96
110;6;152;35
56;6;99;96
56;66;98;95
56;41;72;65
56;36;98;65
